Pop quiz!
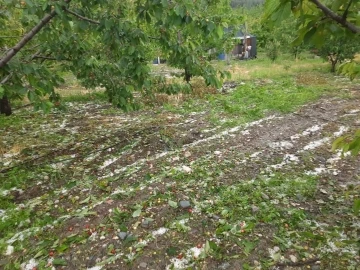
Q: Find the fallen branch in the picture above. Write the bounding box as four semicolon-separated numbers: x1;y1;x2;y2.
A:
276;257;320;267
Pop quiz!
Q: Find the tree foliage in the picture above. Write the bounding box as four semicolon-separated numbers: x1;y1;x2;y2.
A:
235;4;308;59
263;0;360;60
265;40;279;62
264;0;360;37
318;33;360;72
231;0;264;8
264;0;360;155
0;0;239;115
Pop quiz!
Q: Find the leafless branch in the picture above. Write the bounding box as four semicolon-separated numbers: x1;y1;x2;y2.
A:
30;50;41;60
1;74;12;85
0;36;24;39
32;55;70;61
310;0;360;34
65;9;100;25
342;0;353;21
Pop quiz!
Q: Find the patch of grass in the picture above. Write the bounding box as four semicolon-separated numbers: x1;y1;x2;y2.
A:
207;76;333;125
0;114;27;129
218;52;328;81
62;90;107;103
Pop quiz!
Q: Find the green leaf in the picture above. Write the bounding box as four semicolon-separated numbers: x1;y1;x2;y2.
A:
145;12;151;23
56;244;70;252
105;19;113;29
348;137;360;155
54;3;63;16
205;240;211;253
0;86;4;98
42;1;48;11
33;249;44;259
208;240;219;251
166;246;178;256
304;27;317;44
332;136;345;151
132;209;141;217
25;0;34;8
66;181;77;189
168;200;178;208
123;234;137;244
52;258;67;266
79;196;91;205
353;199;360;215
216;26;223;39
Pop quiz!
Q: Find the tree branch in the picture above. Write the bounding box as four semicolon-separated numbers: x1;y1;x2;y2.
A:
342;0;353;21
65;9;100;24
309;0;360;34
32;55;70;61
0;36;24;39
1;74;12;85
0;0;72;69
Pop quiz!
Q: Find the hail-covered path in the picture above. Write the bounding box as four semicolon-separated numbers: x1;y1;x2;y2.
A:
0;94;360;270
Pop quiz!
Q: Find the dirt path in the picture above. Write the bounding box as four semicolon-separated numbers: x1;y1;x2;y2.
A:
0;92;359;270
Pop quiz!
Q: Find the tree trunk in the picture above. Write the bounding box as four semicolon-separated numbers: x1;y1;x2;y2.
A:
184;68;192;83
331;60;337;72
0;96;12;116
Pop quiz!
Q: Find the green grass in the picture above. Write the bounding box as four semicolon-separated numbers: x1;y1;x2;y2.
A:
0;114;27;129
157;52;337;127
61;91;107;103
204;76;333;127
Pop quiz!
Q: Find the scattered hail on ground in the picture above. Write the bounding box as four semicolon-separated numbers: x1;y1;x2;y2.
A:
0;78;360;270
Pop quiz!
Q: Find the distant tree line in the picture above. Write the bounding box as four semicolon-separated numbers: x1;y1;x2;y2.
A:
231;0;264;8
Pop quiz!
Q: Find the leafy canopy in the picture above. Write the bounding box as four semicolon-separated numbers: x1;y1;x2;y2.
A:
0;0;240;114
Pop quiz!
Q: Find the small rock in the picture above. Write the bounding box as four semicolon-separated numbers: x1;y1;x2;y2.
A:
251;205;259;214
214;151;221;155
44;175;49;180
182;165;192;173
289;255;297;263
320;189;327;194
273;246;280;253
311;265;320;270
261;193;269;200
139;262;147;268
218;262;231;269
211;215;220;220
179;200;191;209
5;245;14;256
100;236;105;240
184;151;191;158
253;260;259;266
118;232;128;240
141;220;151;228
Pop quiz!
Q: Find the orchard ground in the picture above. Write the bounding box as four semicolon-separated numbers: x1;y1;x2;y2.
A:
0;54;359;270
